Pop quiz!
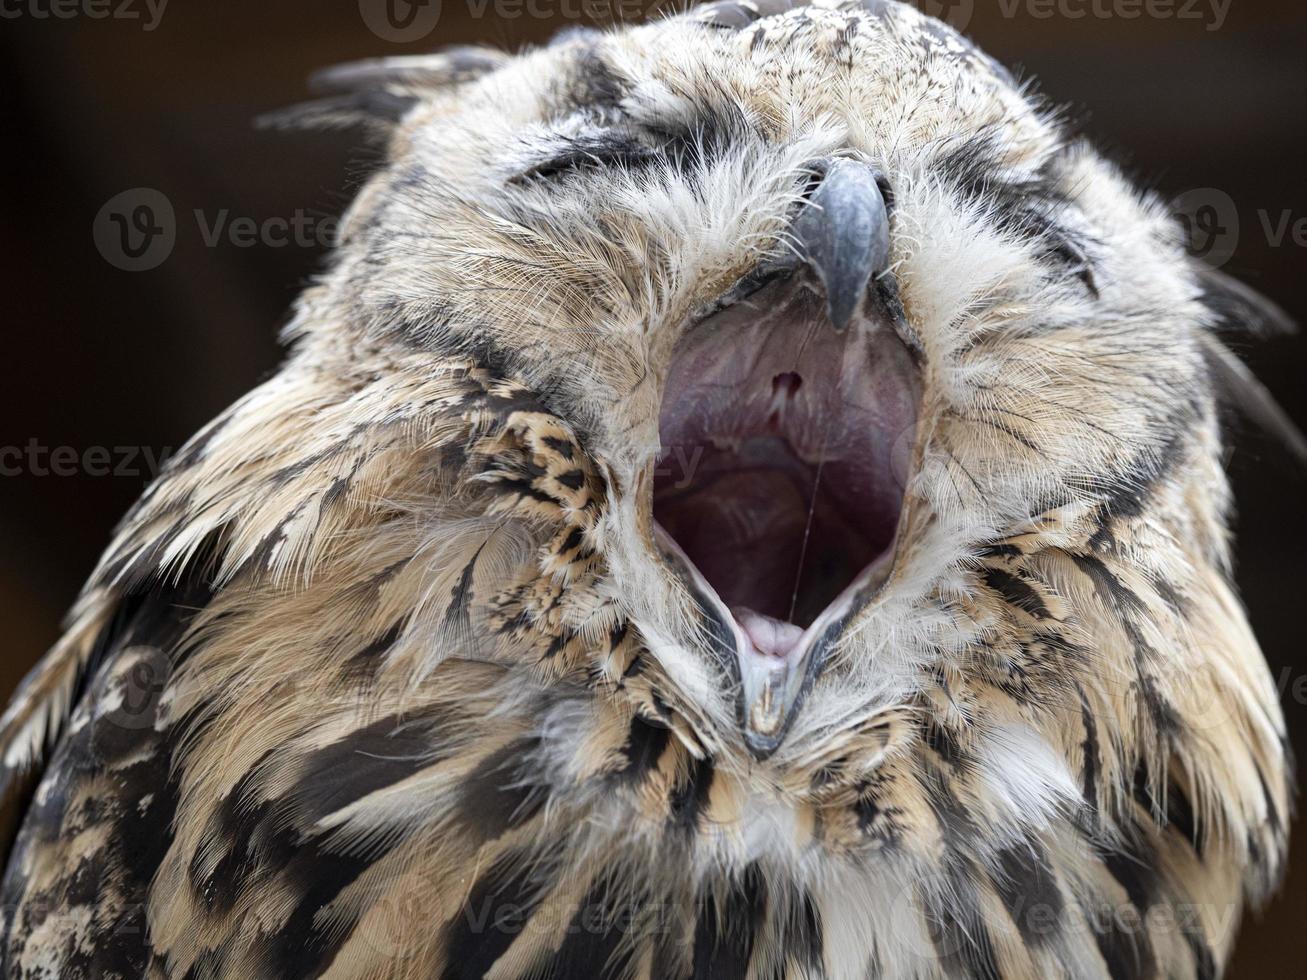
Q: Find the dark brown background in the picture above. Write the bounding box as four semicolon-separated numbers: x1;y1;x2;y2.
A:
0;1;1303;974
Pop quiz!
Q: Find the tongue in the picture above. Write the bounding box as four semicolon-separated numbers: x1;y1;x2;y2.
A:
734;607;805;660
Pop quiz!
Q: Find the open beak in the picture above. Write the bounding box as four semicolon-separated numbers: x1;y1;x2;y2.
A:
655;157;915;759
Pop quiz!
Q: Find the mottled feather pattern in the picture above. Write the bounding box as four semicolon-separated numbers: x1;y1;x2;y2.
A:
0;1;1291;977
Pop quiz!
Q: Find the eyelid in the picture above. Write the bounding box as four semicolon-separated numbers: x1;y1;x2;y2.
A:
1024;201;1099;296
996;190;1099;297
1045;231;1098;296
514;134;662;183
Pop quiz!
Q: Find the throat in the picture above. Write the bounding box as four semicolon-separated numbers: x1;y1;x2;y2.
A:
653;433;884;629
652;280;917;640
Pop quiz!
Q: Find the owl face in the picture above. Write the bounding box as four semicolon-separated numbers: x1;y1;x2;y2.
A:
309;0;1212;770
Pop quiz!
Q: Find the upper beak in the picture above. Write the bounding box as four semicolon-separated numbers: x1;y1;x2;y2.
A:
790;158;892;331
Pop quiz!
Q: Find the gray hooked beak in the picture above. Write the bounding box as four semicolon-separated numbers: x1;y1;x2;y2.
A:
790;158;892;331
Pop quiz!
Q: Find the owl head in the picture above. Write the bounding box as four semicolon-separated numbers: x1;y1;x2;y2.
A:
73;7;1290;955
241;0;1283;780
0;4;1278;979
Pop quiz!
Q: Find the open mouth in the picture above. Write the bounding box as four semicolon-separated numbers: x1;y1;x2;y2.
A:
652;274;919;751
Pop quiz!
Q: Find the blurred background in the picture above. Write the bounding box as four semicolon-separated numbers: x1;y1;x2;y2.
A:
0;1;1302;973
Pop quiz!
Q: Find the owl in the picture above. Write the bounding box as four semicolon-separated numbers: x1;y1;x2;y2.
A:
0;1;1298;977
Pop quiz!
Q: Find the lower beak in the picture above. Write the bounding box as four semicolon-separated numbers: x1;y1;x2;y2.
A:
734;616;815;757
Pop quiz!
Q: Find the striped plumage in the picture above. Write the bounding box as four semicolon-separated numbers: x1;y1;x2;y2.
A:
0;2;1294;977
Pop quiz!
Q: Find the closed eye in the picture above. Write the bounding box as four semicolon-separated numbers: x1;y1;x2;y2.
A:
514;134;662;183
1017;206;1098;297
990;189;1099;297
1041;227;1098;297
939;138;1099;296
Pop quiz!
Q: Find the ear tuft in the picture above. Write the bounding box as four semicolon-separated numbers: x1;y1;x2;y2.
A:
1196;264;1296;338
259;46;509;135
1199;333;1307;467
255;92;419;135
1193;266;1305;465
308;48;510;96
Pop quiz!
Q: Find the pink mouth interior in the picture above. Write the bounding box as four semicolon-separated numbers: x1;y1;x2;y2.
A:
654;285;917;647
